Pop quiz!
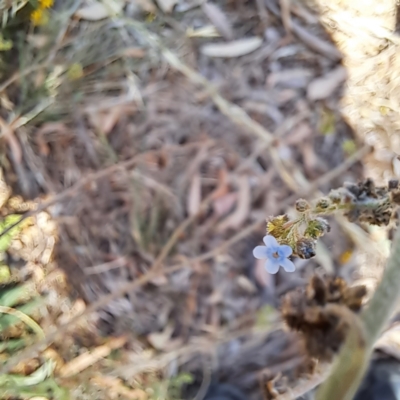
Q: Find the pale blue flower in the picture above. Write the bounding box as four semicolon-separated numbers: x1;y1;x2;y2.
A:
253;235;295;274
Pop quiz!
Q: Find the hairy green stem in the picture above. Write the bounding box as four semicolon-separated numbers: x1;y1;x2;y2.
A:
361;226;400;346
316;226;400;400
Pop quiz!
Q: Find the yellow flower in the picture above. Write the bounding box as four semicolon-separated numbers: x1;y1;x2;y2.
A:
39;0;54;8
30;9;43;25
30;8;49;26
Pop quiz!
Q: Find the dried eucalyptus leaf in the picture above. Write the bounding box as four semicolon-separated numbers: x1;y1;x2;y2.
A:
76;1;124;21
155;0;178;13
307;66;347;101
202;2;233;40
200;37;263;58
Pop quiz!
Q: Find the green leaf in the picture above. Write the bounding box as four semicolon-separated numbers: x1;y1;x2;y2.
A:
167;372;194;399
1;378;70;400
6;360;54;386
0;297;43;331
0;34;12;51
0;265;11;284
0;338;27;353
171;372;193;386
0;284;35;308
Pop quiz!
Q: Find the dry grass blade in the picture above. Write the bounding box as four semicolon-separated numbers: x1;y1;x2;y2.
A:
151;192;214;272
59;336;127;378
280;0;292;33
91;376;147;400
84;257;127;275
0;305;44;339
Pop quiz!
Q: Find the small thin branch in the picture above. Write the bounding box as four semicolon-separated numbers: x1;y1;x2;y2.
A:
84;257;127;275
280;0;292;34
152;192;214;272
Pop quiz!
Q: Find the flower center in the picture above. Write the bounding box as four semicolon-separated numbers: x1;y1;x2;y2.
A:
272;251;279;259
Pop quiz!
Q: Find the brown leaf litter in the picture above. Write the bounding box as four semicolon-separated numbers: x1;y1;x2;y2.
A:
0;0;378;398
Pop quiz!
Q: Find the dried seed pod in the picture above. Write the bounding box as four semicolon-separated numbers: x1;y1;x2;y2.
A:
295;238;316;259
295;199;310;213
315;197;330;210
328;189;342;204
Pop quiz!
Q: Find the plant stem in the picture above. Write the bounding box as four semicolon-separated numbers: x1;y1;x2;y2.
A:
316;226;400;400
361;227;400;346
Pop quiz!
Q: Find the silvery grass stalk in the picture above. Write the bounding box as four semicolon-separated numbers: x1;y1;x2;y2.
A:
316;227;400;400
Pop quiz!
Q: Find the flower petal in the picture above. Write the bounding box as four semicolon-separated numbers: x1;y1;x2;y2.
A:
280;258;296;272
263;235;279;248
253;246;268;259
265;259;280;274
279;244;293;257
